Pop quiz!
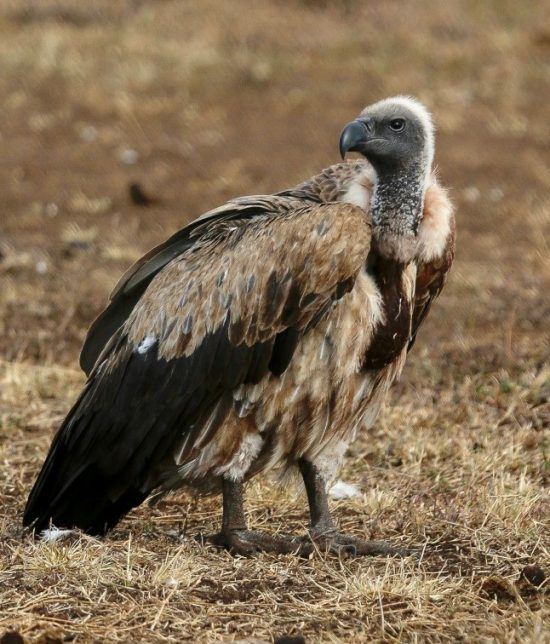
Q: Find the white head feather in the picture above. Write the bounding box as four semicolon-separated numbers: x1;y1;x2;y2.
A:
361;95;435;180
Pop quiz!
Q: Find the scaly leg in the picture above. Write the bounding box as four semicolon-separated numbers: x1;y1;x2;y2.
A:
205;477;301;555
298;458;408;557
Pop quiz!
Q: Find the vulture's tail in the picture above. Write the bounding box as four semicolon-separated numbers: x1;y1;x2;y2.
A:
23;370;152;536
23;458;148;536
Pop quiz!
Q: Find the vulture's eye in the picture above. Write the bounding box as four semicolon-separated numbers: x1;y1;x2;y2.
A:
389;118;405;132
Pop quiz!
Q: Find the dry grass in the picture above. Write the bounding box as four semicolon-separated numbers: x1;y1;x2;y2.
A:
0;0;548;641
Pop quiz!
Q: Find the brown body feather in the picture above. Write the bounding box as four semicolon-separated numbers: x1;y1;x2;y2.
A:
24;159;454;534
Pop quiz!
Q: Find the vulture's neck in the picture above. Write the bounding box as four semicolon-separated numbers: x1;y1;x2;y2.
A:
370;163;429;263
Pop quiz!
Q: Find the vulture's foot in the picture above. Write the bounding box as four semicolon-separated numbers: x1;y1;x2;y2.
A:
203;529;302;556
297;459;412;559
300;529;409;558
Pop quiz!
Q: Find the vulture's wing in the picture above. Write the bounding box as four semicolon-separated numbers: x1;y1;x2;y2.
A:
409;214;456;350
24;199;371;535
80;198;284;375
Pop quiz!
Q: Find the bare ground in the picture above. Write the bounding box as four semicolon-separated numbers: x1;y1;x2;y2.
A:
0;1;548;641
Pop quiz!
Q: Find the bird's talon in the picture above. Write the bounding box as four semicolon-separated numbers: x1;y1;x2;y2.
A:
202;529;302;556
304;531;408;558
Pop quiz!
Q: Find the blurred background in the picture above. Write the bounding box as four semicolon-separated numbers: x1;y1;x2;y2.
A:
0;0;548;374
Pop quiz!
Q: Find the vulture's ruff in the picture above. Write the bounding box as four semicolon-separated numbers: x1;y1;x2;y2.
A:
24;96;455;556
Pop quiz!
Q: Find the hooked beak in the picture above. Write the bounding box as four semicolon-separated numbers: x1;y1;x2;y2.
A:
339;119;378;159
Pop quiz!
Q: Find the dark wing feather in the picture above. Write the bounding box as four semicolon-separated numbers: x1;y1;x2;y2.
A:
24;201;371;535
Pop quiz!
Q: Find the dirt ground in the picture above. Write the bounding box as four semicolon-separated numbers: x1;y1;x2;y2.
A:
0;0;548;642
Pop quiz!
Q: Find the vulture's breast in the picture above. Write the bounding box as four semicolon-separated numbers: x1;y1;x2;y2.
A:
362;254;415;371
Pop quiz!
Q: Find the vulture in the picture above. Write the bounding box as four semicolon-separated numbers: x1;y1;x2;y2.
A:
24;96;455;556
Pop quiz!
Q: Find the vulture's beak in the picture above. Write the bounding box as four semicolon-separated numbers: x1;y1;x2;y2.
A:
339;119;376;159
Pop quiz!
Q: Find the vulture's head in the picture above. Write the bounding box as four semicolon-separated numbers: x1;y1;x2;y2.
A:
339;96;434;180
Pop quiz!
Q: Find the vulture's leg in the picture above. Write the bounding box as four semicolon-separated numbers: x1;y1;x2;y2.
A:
298;458;408;557
204;477;301;555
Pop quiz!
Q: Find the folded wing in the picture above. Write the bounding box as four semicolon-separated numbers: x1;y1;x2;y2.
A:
24;199;371;535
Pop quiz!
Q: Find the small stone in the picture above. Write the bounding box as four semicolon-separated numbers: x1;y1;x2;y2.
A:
250;60;272;83
274;637;306;644
129;182;155;206
521;564;545;587
80;125;98;142
45;203;58;217
489;187;504;202
521;432;539;450
119;148;139;165
463;186;480;203
480;576;516;601
0;632;25;644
